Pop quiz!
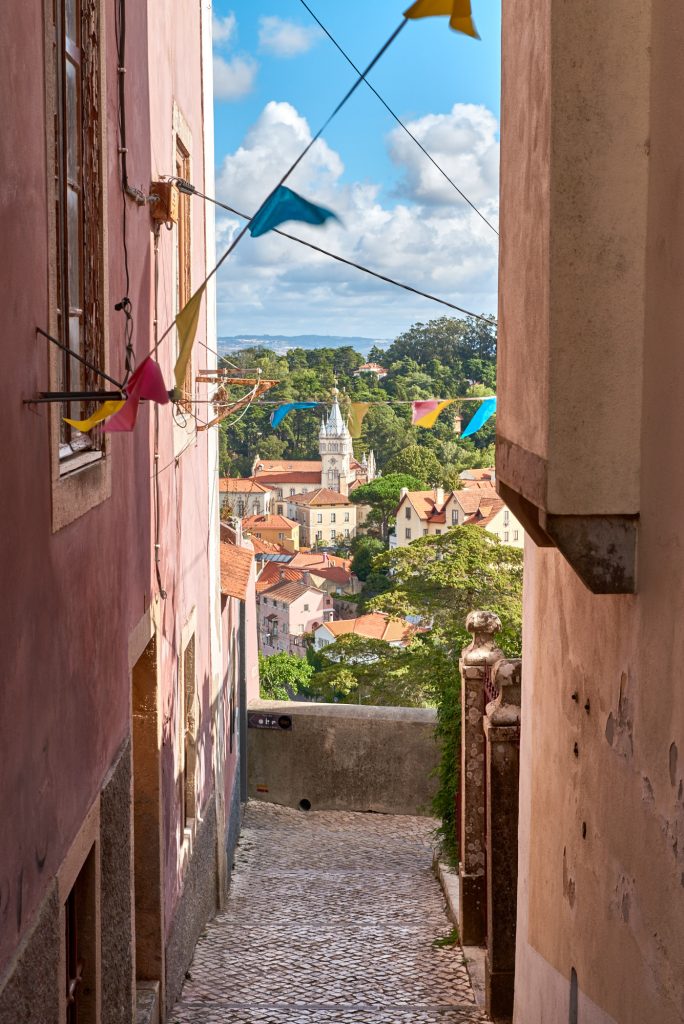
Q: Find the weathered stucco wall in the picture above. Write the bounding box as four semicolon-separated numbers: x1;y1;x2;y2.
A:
499;0;684;1020
247;700;439;816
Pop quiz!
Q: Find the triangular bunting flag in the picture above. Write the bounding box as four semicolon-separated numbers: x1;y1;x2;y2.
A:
270;402;319;429
64;399;126;433
412;399;455;429
461;396;496;438
250;186;339;238
403;0;480;38
104;357;169;433
174;284;206;392
348;402;370;439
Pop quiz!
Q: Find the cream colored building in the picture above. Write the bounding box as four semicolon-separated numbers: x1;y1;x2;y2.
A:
393;486;524;548
286;488;357;548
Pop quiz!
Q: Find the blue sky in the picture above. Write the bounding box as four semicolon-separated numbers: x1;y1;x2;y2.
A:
211;1;501;339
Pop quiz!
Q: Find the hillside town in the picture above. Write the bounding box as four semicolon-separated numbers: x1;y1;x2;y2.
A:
220;394;523;662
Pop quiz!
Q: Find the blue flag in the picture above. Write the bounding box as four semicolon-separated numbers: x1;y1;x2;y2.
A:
250;186;339;238
461;396;497;438
270;402;319;429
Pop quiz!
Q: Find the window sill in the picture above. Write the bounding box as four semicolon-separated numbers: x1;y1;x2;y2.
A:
52;449;111;532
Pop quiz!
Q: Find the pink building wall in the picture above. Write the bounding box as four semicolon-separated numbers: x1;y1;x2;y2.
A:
258;587;333;657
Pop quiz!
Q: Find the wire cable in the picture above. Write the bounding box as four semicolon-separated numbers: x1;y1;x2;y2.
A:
298;0;499;237
175;184;496;327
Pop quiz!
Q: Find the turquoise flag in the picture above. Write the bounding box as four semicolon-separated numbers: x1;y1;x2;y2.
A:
270;402;319;429
461;396;496;438
250;186;339;238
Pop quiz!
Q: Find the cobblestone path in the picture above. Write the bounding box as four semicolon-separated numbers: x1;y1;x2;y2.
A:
172;801;489;1024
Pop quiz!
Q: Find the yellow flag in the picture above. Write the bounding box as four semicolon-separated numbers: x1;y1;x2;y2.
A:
348;402;370;439
64;399;125;432
174;284;206;391
403;0;480;38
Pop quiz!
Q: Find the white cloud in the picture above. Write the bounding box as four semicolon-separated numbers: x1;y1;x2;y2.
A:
213;54;257;102
258;16;322;58
214;101;499;337
212;12;237;47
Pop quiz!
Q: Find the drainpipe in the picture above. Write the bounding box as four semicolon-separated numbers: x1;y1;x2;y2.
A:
239;600;248;802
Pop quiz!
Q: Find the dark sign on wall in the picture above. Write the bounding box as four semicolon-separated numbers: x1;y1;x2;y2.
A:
248;712;293;731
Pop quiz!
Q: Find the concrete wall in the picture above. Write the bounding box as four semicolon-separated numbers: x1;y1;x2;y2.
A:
247;700;439;816
498;0;684;1020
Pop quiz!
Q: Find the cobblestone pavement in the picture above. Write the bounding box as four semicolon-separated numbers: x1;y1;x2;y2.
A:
172;801;490;1024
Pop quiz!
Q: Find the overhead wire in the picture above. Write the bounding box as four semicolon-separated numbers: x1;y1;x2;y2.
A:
297;0;499;237
175;183;497;327
150;19;409;358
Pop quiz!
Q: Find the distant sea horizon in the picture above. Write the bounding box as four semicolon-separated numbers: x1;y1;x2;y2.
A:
217;334;390;359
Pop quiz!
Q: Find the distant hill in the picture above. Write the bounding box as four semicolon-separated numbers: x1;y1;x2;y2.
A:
218;334;389;358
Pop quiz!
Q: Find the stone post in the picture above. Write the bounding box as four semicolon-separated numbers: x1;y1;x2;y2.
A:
484;657;522;1021
459;611;503;946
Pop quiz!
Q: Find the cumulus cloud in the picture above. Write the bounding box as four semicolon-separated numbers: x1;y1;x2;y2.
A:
212;12;237;47
258;16;322;58
213;54;257;102
214;101;499;337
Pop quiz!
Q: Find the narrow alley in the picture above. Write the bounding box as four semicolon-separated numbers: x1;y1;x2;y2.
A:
171;802;489;1024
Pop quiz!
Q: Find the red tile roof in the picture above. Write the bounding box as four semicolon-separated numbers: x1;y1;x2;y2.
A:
321;612;414;644
260;579;327;605
250;536;290;556
243;514;299;532
219;477;272;494
220;542;254;602
287;487;353;507
253;471;322;486
290;552;352;572
256;562;304;594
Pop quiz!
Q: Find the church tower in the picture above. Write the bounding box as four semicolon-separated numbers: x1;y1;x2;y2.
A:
319;389;353;495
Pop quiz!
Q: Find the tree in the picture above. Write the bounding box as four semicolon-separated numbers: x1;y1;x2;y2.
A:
385;444;442;485
367;525;523;655
258;652;314;700
350;473;424;541
351;537;385;581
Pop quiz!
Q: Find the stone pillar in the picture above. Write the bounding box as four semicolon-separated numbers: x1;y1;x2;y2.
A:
459;611;503;946
484;658;522;1021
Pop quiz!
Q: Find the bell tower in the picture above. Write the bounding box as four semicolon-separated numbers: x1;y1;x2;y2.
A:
319;389;353;496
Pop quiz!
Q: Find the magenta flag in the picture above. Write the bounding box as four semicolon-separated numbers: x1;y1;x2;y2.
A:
104;357;169;433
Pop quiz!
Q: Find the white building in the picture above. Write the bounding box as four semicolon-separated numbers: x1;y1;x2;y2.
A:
394;484;525;548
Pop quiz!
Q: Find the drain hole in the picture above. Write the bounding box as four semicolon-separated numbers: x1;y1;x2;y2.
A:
299;799;311;811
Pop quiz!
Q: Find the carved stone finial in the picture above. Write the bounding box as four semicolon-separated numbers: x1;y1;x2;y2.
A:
486;658;522;724
463;610;504;666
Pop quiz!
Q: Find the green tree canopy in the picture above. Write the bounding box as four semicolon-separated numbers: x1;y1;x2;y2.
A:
258;652;314;701
350;537;386;581
350;473;423;540
385;444;443;485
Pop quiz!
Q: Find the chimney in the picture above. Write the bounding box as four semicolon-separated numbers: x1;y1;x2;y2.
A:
303;571;312;586
400;487;409;499
435;487;445;507
279;566;286;581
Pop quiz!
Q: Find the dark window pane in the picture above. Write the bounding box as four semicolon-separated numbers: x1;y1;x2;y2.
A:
66;0;78;45
67;188;81;311
65;59;80;182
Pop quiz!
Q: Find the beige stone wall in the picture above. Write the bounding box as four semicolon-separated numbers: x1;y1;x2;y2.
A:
499;0;684;1020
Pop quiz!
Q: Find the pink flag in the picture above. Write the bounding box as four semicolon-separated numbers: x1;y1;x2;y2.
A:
104;357;169;433
411;399;455;429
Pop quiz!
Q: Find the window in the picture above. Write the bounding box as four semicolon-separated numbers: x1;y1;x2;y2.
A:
237;500;245;516
290;488;296;496
331;529;337;539
317;513;323;524
53;0;105;466
278;532;284;540
504;510;510;526
344;512;350;522
423;528;428;536
330;513;337;523
513;530;519;541
277;505;283;515
504;531;510;542
61;829;99;1024
451;510;458;525
316;530;323;541
176;138;192;407
405;507;412;520
405;528;412;539
344;529;350;538
277;489;283;499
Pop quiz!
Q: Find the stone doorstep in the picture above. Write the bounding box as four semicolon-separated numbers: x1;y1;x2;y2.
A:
436;861;487;1010
136;980;160;1024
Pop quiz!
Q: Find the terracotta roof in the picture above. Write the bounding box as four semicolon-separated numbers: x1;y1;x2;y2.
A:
219;477;272;494
310;565;352;586
464;497;506;529
220;542;254;602
290;552;352;572
250;536;290;556
256;562;304;594
287;487;352;507
355;362;387;373
243;514;299;532
253;471;322;486
460;468;495;481
321;612;414;644
260;579;327;605
452;485;497;515
254;459;322;474
400;490;443;521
